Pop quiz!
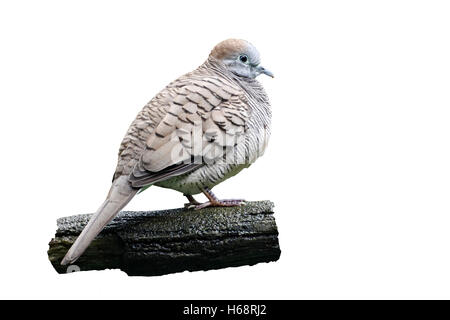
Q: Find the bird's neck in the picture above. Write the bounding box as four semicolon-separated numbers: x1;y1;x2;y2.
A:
200;58;270;106
199;58;271;134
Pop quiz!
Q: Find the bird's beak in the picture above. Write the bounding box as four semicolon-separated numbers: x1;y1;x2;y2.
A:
257;65;274;78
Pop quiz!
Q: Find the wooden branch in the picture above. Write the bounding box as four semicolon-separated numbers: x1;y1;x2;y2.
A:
48;201;281;276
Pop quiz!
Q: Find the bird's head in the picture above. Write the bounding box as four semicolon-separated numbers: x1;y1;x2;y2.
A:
209;39;274;79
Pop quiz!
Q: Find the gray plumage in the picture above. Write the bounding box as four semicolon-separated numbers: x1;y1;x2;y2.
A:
61;39;273;265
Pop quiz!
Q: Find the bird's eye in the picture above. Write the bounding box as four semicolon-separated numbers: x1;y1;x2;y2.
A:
239;55;248;63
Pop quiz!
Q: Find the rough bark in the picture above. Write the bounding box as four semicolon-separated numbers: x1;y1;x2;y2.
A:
48;200;280;276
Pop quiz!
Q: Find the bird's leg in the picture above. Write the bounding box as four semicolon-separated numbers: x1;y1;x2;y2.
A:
184;194;201;209
192;187;245;210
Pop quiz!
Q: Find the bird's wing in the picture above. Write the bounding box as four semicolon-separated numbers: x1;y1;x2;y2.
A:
129;77;249;188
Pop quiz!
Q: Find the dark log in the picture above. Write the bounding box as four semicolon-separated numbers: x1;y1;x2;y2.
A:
48;200;281;276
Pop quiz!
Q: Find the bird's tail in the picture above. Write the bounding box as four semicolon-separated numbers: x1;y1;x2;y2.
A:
61;176;138;265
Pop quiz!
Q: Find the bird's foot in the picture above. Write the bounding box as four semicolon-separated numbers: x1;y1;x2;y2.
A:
184;194;202;209
185;187;246;210
193;199;246;210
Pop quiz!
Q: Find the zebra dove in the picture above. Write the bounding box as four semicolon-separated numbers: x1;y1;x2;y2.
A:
61;39;273;265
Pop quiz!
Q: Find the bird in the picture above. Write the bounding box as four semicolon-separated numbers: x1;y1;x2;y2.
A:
61;39;273;266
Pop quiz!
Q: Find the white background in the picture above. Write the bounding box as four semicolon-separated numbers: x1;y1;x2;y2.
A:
1;0;449;299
